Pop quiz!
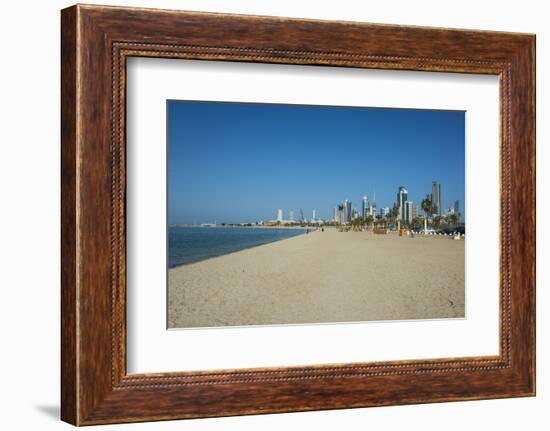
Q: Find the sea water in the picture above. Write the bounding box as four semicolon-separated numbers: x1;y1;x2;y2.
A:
168;226;309;267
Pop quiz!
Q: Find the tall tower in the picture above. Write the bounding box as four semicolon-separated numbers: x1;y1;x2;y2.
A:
277;209;283;222
369;190;377;217
362;196;368;219
312;209;316;220
337;203;345;224
289;211;294;222
404;201;414;223
396;186;408;220
345;200;352;222
432;181;441;216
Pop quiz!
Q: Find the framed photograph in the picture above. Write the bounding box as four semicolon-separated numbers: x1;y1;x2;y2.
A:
61;4;535;425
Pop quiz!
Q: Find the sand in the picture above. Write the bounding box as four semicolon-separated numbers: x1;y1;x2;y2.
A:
168;229;465;328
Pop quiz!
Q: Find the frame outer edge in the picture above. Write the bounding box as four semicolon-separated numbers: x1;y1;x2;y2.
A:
531;35;536;396
61;5;79;426
523;34;536;395
506;35;536;395
526;35;536;395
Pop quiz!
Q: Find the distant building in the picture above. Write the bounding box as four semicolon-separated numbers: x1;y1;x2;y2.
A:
345;200;352;222
396;186;408;220
379;207;390;218
362;196;369;219
289;211;294;222
371;192;377;218
332;207;338;222
412;204;418;219
432;181;441;216
404;201;414;223
266;208;297;225
445;202;462;218
337;203;346;224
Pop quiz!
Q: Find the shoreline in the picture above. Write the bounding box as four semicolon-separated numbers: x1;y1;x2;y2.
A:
169;229;315;268
168;229;465;329
169;224;318;230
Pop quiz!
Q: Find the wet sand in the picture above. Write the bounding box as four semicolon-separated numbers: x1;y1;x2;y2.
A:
168;229;465;328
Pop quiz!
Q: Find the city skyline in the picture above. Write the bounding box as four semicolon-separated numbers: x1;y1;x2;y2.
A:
170;182;463;225
168;100;465;224
267;180;460;225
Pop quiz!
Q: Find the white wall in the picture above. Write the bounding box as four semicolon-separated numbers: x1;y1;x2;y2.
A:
0;0;546;429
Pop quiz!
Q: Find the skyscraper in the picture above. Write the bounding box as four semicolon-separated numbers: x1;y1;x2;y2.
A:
454;200;460;216
404;201;414;223
345;200;352;222
289;211;294;222
396;186;408;220
337;203;346;224
412;204;418;220
362;195;368;219
277;209;283;222
312;209;316;220
432;181;441;216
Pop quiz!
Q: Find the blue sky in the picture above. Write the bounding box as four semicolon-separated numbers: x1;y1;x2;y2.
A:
167;100;465;224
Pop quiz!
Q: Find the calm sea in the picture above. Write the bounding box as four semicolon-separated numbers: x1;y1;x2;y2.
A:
168;226;309;267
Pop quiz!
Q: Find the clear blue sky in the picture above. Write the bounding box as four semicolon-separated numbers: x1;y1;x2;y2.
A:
167;100;465;224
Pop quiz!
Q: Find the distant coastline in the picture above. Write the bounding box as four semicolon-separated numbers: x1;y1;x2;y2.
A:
169;224;312;230
168;225;315;267
169;229;309;268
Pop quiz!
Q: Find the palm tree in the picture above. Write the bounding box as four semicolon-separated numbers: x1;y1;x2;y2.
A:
390;205;400;229
411;216;422;230
421;197;432;231
365;215;374;231
447;213;459;228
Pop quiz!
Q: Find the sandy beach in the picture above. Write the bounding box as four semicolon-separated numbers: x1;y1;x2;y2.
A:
168;229;465;328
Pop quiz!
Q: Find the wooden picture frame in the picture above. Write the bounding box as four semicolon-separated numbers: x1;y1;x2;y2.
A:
61;4;535;425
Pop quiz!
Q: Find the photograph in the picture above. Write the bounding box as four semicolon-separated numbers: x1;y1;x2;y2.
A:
167;100;466;329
